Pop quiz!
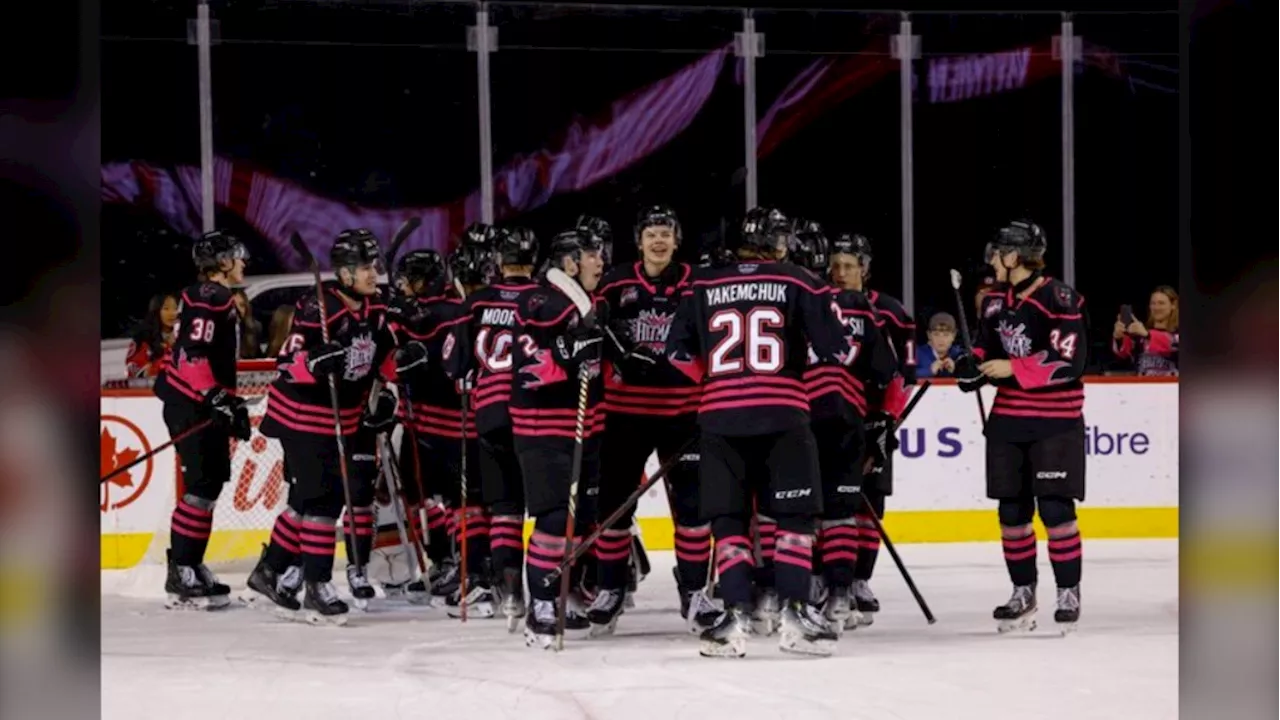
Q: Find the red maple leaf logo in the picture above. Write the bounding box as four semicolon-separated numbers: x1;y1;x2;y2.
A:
101;428;141;489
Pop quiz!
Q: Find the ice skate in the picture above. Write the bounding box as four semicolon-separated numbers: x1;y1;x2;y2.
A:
164;550;230;611
1054;585;1080;635
403;573;432;605
779;600;839;656
498;568;526;632
303;580;350;626
750;588;780;636
681;586;722;634
850;579;879;627
428;559;461;608
195;563;231;598
698;606;751;658
242;549;302;618
447;578;497;619
821;587;862;635
565;590;591;633
346;565;375;611
809;574;828;609
586;588;626;637
994;584;1038;633
523;599;559;650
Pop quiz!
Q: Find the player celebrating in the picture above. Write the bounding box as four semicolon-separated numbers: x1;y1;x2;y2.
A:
153;231;251;609
955;221;1087;634
666;207;851;658
245;230;412;625
509;228;609;648
444;226;542;630
591;206;711;636
795;224;907;630
827;232;915;626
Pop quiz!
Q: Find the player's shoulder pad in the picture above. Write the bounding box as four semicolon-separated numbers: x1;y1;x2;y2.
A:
188;281;235;307
520;284;569;319
979;289;1007;319
597;262;638;291
836;288;873;312
1039;278;1084;311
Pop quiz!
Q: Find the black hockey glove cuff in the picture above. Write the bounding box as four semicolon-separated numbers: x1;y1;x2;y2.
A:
362;388;399;431
954;354;987;393
394;340;430;381
307;341;346;377
865;412;898;466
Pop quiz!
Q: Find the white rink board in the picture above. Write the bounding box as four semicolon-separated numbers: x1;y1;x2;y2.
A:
101;382;1178;536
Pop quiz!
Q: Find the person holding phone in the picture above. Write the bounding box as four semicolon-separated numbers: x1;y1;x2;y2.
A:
1113;286;1179;376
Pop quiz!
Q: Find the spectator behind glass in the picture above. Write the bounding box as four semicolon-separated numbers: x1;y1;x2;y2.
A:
232;288;263;358
125;293;179;378
1113;285;1179;376
916;311;964;378
264;304;296;358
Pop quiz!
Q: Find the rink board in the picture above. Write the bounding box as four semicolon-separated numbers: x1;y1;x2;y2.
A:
100;378;1178;569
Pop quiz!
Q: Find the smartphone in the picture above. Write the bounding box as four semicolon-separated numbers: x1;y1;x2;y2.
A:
1120;304;1135;325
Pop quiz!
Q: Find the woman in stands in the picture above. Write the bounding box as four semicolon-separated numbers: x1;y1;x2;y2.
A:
125;293;180;378
1113;285;1179;376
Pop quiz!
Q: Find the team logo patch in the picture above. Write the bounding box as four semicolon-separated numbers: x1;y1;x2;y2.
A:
500;290;520;301
1054;284;1074;308
996;320;1032;358
345;333;376;380
527;292;547;312
630;309;673;348
738;264;758;274
441;333;456;361
984;298;1004;317
620;286;639;307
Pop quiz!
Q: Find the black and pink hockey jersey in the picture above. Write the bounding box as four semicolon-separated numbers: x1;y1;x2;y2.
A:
973;275;1089;442
154;281;240;407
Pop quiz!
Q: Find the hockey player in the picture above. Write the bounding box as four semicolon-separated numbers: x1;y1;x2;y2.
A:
828;232;915;626
443;226;541;630
666;207;849;658
385;247;490;613
153;231;251;609
955;221;1087;633
794;224;907;631
509;228;610;648
245;229;418;624
590;205;713;636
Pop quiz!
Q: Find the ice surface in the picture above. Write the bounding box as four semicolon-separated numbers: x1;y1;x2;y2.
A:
102;540;1177;720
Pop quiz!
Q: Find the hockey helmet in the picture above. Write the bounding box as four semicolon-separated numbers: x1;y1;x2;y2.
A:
633;205;682;245
496;226;539;267
449;241;497;287
986;220;1047;264
736;206;792;255
395;249;446;290
331;229;383;272
192;230;248;272
461;222;498;249
789;219;830;273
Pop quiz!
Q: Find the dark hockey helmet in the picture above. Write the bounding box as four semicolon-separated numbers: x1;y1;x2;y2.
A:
192;230;248;272
461;222;497;249
575;215;614;249
789;219;830;273
986;220;1047;264
449;241;497;287
496;226;539;267
633;204;682;245
737;206;792;254
543;227;607;276
331;228;383;272
395;249;446;290
698;236;735;269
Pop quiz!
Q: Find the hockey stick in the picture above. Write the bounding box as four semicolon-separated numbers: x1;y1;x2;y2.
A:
100;396;266;485
539;436;696;588
290;231;364;579
860;381;936;624
949;269;987;428
544;267;597;651
453;277;471;621
385;216;423;271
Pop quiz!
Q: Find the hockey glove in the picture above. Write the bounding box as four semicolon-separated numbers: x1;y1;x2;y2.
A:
204;388;251;441
620;346;659;381
306;341;347;377
394;340;430;381
953;354;987;393
362;388;399;431
866;412;899;467
455;370;477;394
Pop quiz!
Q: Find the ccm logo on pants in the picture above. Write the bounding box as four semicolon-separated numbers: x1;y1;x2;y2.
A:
1036;471;1068;480
775;489;813;500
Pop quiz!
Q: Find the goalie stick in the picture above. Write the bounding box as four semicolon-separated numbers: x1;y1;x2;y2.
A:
289;231;365;580
949;269;988;429
99;396;266;485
